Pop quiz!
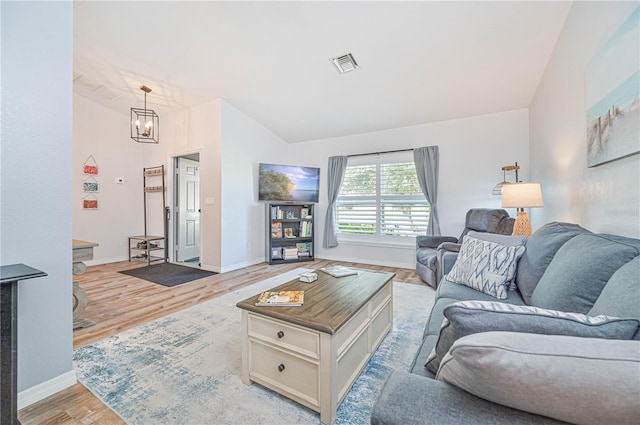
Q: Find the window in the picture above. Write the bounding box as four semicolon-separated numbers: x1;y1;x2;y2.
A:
336;153;430;238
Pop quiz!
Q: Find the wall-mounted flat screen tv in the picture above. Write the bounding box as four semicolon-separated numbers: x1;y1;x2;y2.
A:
258;163;320;203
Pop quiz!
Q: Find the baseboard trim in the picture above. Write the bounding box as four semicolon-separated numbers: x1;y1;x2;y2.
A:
219;257;265;274
84;256;128;266
18;370;77;409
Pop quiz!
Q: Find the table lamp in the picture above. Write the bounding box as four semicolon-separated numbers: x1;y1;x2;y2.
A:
502;182;544;237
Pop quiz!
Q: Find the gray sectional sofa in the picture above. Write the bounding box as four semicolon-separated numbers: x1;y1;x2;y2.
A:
372;222;640;425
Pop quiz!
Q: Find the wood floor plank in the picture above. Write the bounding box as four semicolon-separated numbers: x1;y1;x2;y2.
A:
18;259;423;424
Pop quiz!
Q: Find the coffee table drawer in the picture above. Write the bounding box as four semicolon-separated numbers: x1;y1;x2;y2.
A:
248;314;320;359
371;282;392;313
250;341;319;406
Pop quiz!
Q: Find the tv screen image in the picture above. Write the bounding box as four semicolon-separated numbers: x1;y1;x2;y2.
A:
258;163;320;203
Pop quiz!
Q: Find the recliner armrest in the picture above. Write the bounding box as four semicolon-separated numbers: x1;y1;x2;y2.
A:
416;236;458;249
437;242;461;253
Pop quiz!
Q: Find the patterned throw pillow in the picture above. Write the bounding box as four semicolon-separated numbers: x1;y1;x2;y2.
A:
446;235;525;299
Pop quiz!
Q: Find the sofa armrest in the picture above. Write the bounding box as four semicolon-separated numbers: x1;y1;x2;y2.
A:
439;251;459;277
416;236;458;249
371;371;568;425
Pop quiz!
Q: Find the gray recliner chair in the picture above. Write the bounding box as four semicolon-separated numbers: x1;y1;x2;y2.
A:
416;208;515;288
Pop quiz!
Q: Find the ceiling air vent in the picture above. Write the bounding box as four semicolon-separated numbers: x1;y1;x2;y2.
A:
331;53;359;74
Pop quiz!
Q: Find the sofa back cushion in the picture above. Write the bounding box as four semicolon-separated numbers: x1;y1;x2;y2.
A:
590;256;640;323
515;222;591;305
531;234;640;314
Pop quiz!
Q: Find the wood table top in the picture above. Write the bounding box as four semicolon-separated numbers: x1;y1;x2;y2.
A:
236;268;395;334
73;239;99;249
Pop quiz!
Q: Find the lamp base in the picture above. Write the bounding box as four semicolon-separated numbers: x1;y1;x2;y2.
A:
512;211;532;237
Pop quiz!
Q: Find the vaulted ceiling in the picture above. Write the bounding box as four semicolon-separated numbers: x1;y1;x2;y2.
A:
73;1;572;143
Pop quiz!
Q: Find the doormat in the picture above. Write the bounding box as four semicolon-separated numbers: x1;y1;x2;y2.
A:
119;263;217;287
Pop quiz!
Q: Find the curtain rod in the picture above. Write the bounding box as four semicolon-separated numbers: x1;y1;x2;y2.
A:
347;148;413;158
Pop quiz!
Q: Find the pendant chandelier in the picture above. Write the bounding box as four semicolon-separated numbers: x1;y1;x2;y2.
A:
130;85;159;143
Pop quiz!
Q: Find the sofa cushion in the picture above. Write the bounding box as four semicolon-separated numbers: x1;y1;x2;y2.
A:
372;370;567;425
409;334;437;378
446;235;525;299
466;231;527;289
590;256;640;331
515;222;591;305
531;234;640;314
424;300;639;374
424;297;459;337
436;332;640;425
437;278;526;305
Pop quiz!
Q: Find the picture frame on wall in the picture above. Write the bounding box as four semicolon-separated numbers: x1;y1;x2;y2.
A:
585;6;639;167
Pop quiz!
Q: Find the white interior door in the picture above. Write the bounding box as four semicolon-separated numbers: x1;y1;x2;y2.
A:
176;157;201;261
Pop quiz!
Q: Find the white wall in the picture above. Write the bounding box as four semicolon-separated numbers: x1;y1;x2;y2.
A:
73;95;145;263
220;100;289;272
289;109;530;268
182;100;223;271
530;1;640;237
73;94;181;265
1;0;76;402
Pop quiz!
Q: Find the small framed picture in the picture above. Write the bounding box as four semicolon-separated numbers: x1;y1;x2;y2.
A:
284;227;295;238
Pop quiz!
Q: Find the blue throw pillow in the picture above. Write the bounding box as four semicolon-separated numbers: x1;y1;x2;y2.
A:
425;300;640;374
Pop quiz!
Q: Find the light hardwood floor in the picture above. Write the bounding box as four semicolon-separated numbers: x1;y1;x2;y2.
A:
18;259;423;424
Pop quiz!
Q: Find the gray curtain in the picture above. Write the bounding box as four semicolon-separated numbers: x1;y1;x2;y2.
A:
323;156;348;248
413;146;441;236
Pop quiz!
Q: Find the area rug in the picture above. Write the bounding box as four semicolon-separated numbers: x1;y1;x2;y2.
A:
74;268;435;425
119;262;217;287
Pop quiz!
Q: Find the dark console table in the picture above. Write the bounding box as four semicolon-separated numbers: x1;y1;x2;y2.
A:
1;264;47;425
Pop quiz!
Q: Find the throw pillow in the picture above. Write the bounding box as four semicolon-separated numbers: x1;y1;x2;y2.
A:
466;231;526;289
424;300;639;374
446;235;525;299
531;233;640;314
436;332;640;425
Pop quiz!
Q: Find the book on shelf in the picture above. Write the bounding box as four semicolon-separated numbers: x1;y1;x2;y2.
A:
319;265;358;277
300;207;309;218
271;222;283;238
282;246;298;259
271;247;282;259
299;221;312;237
284;227;296;238
296;242;312;257
255;290;304;306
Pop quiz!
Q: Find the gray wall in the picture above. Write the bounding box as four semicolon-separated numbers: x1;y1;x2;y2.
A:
1;1;74;392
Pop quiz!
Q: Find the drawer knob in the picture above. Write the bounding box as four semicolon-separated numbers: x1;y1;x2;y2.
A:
277;331;285;339
277;363;285;372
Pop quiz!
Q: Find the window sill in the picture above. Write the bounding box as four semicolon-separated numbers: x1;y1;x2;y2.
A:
337;235;415;250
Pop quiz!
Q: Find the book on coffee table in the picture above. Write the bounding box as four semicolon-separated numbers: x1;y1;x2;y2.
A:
255;290;305;306
319;266;358;277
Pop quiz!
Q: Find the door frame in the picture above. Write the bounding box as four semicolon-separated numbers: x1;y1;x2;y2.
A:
169;150;202;266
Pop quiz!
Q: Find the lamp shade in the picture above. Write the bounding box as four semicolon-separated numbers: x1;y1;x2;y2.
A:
502;183;544;208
